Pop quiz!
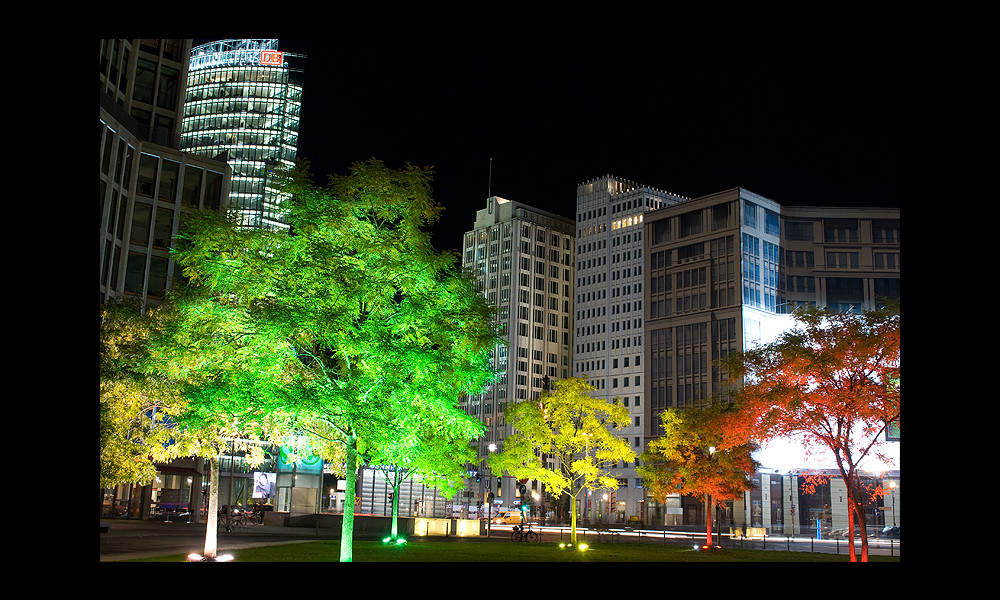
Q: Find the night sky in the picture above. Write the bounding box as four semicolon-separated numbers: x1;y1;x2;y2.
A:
264;40;899;253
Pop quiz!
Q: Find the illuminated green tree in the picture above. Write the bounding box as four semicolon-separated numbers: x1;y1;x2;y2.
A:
161;159;497;562
134;296;296;560
489;377;635;544
100;296;286;560
370;422;479;540
637;403;759;547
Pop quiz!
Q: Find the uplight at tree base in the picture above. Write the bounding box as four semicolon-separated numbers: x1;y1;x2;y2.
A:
381;537;407;545
559;542;588;551
187;553;234;562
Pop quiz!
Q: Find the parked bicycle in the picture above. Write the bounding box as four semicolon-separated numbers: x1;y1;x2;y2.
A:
510;523;538;543
218;505;252;532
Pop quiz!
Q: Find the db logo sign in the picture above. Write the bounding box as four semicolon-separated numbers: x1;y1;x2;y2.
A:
260;50;284;66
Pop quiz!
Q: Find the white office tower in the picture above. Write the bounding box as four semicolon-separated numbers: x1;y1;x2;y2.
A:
573;175;687;524
460;196;575;518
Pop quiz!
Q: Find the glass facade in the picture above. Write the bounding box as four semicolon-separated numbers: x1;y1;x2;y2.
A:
181;39;304;230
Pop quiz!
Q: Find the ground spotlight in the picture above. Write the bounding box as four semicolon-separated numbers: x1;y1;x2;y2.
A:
187;553;234;562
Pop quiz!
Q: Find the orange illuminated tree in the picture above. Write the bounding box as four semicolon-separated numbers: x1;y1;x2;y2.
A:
722;303;900;562
637;402;759;548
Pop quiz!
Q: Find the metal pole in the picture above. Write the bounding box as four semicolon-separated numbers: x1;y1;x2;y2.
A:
226;438;235;532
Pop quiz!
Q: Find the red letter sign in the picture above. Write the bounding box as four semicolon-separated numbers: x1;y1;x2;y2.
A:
260;50;283;66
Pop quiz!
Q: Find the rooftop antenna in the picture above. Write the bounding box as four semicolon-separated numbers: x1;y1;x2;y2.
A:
488;157;493;199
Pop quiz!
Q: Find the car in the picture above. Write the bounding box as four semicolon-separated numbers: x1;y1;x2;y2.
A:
881;525;900;539
829;527;861;539
492;510;523;525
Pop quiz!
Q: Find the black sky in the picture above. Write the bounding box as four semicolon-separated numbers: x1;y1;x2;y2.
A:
262;40;898;253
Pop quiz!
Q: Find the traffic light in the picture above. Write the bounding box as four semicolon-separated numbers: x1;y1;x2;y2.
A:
497;476;503;491
475;471;481;483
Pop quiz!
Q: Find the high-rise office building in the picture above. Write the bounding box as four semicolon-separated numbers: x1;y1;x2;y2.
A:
180;39;304;230
459;196;575;516
100;38;232;520
642;186;900;527
100;39;231;306
572;175;688;523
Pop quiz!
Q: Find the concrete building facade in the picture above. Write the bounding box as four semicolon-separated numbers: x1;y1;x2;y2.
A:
459;196;575;519
99;38;231;307
572;175;688;523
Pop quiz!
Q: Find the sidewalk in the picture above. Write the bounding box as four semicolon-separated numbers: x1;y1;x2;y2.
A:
99;518;342;562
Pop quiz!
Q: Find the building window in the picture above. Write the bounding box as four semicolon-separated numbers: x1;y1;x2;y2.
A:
824;220;859;243
147;257;169;298
681;210;702;237
182;167;202;206
123;252;147;294
152;207;174;248
785;221;814;241
872;220;901;244
744;201;757;228
765;210;780;236
874;252;899;269
827;251;860;269
130;202;152;246
136;154;157;198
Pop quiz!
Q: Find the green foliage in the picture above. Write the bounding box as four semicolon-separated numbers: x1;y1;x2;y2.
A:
154;158;499;562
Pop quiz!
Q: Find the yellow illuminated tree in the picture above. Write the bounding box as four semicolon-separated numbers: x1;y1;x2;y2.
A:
99;298;181;494
489;377;635;544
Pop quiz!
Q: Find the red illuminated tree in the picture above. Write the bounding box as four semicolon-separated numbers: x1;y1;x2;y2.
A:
722;304;900;562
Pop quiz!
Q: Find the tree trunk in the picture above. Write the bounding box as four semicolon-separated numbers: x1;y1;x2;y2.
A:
203;454;220;559
705;494;714;547
570;493;578;544
339;435;358;562
390;481;400;539
845;480;870;562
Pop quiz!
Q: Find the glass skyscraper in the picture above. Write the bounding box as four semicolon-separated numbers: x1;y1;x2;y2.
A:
180;39;304;230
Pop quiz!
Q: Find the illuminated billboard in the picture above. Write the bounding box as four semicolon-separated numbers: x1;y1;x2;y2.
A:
189;39;285;72
252;472;276;499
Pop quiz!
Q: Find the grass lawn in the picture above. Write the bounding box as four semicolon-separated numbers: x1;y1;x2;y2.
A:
123;538;901;563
